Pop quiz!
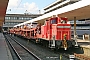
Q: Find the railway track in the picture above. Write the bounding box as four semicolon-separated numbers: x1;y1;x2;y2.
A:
4;34;41;60
4;33;81;60
12;34;80;60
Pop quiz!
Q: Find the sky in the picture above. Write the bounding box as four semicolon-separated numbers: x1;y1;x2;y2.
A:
6;0;55;14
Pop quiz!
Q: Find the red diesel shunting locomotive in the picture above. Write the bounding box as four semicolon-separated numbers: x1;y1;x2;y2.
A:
9;16;75;50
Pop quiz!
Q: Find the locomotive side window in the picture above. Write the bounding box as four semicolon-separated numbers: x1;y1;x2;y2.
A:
51;19;56;24
61;20;67;24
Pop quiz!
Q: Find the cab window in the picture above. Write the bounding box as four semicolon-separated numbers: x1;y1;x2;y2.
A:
51;19;56;24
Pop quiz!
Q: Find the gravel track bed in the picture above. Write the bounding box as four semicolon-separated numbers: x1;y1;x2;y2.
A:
10;34;83;60
11;35;70;60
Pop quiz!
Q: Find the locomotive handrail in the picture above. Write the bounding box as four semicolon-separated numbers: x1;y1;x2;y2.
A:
63;34;67;50
57;30;71;40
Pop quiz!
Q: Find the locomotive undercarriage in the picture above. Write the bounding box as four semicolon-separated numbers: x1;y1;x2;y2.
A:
55;40;75;49
10;33;76;50
36;38;76;50
49;40;76;50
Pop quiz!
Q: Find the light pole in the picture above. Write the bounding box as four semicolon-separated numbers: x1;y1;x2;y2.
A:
74;17;78;47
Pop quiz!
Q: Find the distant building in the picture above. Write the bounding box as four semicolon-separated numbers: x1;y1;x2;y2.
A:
69;18;90;37
3;14;43;31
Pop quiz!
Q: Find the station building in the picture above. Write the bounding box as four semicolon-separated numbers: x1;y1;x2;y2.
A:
3;14;42;31
44;0;79;14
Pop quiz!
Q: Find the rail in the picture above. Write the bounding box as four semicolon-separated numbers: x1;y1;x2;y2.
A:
4;35;22;60
5;34;41;60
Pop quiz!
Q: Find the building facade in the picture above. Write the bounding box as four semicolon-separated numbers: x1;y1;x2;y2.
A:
44;0;79;14
3;14;42;31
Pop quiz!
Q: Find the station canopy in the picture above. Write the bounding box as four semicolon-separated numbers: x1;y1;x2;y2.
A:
0;0;9;26
14;0;90;27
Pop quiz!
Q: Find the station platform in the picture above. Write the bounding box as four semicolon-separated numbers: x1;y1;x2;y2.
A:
71;38;90;47
0;33;13;60
76;39;90;57
77;39;90;48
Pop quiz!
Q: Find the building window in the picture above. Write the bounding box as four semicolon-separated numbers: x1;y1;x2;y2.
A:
19;17;22;20
8;17;10;20
5;17;8;20
10;17;13;20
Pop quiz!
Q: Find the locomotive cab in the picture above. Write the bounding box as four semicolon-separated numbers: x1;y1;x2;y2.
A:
54;17;71;50
40;16;75;50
